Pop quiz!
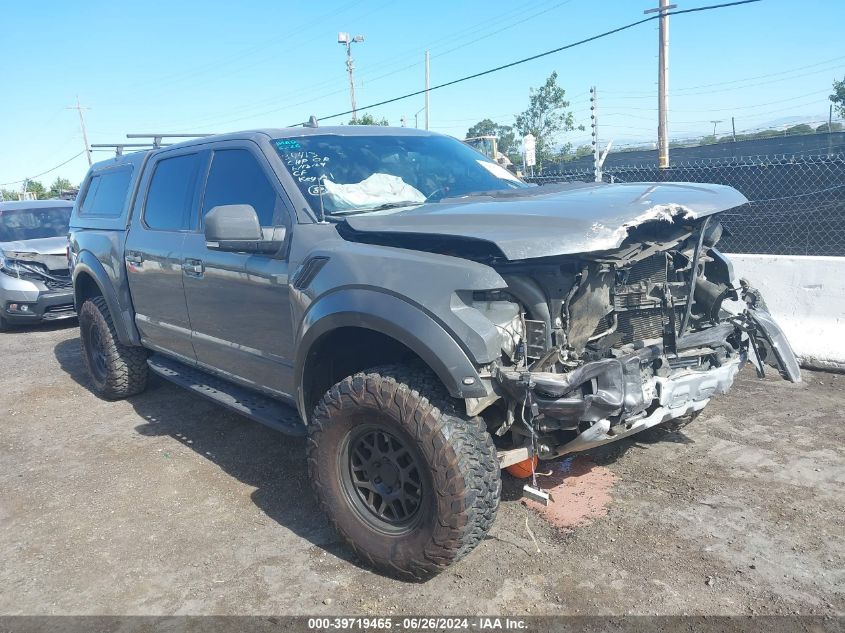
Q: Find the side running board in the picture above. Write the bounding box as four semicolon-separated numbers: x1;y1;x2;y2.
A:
147;354;306;437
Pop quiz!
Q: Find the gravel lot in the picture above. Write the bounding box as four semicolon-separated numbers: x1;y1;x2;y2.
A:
1;322;843;616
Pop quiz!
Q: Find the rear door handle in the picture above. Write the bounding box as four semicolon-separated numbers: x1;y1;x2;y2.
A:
182;258;204;277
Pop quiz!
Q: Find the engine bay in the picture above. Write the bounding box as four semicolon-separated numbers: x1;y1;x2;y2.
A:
469;215;800;466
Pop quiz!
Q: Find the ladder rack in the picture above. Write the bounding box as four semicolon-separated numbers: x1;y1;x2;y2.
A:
126;133;214;148
90;143;162;157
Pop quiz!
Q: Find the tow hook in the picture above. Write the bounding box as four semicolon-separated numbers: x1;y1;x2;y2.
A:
516;374;553;506
523;483;552;506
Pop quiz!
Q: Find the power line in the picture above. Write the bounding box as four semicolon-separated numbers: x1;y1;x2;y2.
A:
152;0;578;132
604;54;845;96
293;0;763;125
600;89;831;114
603;62;845;99
102;0;372;104
677;90;832;112
429;0;576;62
0;151;86;187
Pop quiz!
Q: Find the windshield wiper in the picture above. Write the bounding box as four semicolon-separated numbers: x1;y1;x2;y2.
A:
327;201;423;217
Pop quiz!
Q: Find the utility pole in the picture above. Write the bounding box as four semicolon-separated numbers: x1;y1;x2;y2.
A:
338;32;364;122
731;116;737;142
66;95;92;166
424;50;430;131
645;0;676;169
710;120;723;136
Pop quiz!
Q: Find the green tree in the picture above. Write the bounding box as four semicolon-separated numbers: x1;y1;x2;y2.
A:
349;113;389;126
515;71;581;167
49;177;74;198
785;124;814;136
831;77;845;118
816;122;843;133
573;144;592;159
465;119;516;155
23;179;47;200
559;144;592;162
1;188;21;201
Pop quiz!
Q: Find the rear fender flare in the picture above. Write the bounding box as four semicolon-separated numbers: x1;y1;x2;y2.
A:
72;251;141;346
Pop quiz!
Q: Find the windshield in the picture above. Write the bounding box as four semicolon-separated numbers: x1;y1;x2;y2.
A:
272;134;527;215
0;206;72;242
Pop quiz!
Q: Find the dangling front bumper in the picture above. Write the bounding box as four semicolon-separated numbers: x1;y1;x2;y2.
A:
494;301;800;463
745;306;801;382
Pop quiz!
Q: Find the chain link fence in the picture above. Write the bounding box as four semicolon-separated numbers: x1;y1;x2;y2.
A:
524;154;845;256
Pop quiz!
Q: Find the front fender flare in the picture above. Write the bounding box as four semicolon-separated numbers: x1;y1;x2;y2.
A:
295;288;489;418
72;251;141;346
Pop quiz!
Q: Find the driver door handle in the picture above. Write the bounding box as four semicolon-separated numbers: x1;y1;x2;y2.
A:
182;258;204;278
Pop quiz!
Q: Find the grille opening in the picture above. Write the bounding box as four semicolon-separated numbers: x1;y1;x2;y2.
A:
625;253;668;284
590;253;687;346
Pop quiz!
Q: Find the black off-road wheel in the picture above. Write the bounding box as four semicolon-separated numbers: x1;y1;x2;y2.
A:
79;296;148;399
307;365;501;581
0;314;9;332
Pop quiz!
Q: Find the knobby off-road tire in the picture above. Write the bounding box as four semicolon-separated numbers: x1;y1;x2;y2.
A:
307;365;501;581
78;296;148;400
0;314;9;332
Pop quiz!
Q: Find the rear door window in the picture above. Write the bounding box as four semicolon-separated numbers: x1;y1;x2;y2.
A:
144;153;201;231
202;149;279;227
79;167;133;218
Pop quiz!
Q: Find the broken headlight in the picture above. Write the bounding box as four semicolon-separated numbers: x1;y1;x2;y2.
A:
0;251;40;277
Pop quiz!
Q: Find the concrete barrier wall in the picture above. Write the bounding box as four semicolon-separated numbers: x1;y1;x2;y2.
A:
727;254;845;371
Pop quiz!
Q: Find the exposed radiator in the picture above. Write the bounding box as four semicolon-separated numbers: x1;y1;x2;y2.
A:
626;253;668;284
590;253;685;345
617;308;684;344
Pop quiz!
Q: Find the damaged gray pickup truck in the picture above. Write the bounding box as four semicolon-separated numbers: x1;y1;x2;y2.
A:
68;127;799;580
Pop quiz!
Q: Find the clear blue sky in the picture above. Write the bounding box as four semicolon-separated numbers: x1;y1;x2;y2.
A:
1;0;842;188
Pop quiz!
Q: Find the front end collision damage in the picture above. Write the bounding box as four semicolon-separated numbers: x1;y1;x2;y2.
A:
494;339;743;460
456;203;800;466
331;182;800;468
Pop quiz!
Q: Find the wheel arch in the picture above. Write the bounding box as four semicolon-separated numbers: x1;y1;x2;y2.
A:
295;289;489;421
72;251;141;346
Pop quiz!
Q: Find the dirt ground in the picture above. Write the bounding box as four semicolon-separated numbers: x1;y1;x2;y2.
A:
1;321;843;616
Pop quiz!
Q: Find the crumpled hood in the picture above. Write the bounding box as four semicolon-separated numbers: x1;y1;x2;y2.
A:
0;236;69;271
343;182;748;260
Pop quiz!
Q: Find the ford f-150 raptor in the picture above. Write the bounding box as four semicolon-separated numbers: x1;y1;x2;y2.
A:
68;126;799;580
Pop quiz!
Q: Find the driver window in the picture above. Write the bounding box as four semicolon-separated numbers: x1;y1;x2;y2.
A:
202;149;281;227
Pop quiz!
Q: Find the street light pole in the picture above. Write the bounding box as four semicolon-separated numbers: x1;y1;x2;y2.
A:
338;32;365;122
346;42;357;121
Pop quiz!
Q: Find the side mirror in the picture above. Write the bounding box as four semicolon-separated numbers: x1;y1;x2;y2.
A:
204;204;281;254
205;204;262;242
